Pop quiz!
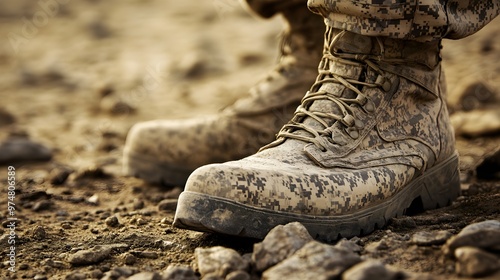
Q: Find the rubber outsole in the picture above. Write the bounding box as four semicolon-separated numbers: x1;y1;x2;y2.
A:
123;150;193;187
173;153;461;242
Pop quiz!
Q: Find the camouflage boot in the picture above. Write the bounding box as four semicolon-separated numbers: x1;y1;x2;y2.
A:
123;4;324;186
174;27;461;241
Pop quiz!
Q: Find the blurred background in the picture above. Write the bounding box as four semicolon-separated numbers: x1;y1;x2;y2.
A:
0;0;285;168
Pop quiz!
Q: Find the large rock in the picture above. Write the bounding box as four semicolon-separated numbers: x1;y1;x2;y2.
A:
411;230;452;246
444;220;500;255
455;247;500;277
342;260;400;280
195;246;248;278
162;265;198;280
0;137;52;164
252;222;313;271
126;272;162;280
262;241;361;280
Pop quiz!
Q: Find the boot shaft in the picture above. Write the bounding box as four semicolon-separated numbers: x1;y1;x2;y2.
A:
326;31;442;98
264;27;455;167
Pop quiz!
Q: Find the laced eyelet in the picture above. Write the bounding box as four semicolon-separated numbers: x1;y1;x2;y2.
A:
364;100;375;113
354;119;364;129
375;75;392;92
342;115;355;127
382;80;392;92
356;95;368;105
346;128;359;139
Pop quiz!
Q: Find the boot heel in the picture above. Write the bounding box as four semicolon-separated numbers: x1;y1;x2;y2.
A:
419;152;461;210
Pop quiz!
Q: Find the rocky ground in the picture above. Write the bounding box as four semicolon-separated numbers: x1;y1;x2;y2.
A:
0;1;499;279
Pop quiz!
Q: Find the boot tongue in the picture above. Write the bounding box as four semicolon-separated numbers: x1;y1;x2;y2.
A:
297;32;373;133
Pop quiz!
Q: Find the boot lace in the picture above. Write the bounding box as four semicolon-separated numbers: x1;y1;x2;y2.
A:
264;28;393;152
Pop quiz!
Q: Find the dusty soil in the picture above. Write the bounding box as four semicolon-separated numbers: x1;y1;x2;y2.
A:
0;1;498;279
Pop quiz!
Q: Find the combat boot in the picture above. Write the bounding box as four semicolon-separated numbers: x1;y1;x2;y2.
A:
174;27;461;241
123;4;324;186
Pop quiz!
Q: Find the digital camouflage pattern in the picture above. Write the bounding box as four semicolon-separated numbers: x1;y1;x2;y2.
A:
174;24;462;239
123;3;324;186
248;0;500;41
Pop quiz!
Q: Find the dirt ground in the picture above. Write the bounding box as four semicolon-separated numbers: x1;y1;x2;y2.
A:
0;1;499;279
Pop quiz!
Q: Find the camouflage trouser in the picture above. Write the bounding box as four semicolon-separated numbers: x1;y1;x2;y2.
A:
243;0;500;42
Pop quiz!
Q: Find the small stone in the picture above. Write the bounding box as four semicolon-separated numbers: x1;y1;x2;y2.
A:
342;260;399;280
160;217;172;225
0;107;16;126
48;167;73;185
19;190;51;202
0;137;52;164
102;270;121;280
71;166;111;182
101;264;111;272
455;246;500;277
32;200;53;212
19;263;29;270
262;241;362;280
61;222;72;229
132;250;158;259
133;199;145;210
252;222;313;272
226;270;250;280
87;194;99;205
89;269;104;279
105;215;120;228
47;260;65;268
67;246;112;265
121;252;137;265
31;225;47;240
364;240;389;253
195;246;249;278
113;266;138;277
155;240;176;250
125;272;161;280
162;265;197;280
411;230;453;246
104;243;130;252
65;272;87;280
136;218;148;225
33;274;47;280
100;95;136;115
444;220;500;255
390;216;417;229
334;238;362;253
158;199;178;211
